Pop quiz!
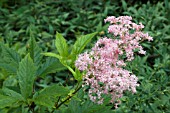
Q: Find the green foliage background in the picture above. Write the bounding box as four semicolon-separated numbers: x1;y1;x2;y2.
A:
0;0;170;113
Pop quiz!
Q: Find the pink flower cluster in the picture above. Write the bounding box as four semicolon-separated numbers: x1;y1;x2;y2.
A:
75;16;153;108
105;16;153;61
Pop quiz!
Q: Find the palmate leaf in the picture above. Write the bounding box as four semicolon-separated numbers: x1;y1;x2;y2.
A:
37;57;66;77
17;54;36;99
0;43;21;74
55;32;69;57
70;32;97;57
33;84;69;107
28;37;43;66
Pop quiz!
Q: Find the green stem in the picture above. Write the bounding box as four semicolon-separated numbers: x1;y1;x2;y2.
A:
51;83;82;113
51;97;61;113
55;96;61;107
56;85;82;109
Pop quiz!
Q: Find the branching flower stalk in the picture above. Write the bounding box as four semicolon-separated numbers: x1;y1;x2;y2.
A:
75;16;153;108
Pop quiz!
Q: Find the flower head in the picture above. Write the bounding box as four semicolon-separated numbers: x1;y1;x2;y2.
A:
75;16;152;107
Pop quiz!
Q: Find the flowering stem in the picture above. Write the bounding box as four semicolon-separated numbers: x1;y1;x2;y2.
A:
75;16;153;106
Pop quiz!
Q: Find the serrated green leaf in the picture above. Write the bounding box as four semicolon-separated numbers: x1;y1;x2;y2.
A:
33;84;69;107
0;87;24;108
0;94;19;108
37;57;66;77
34;84;69;97
2;87;24;101
34;97;55;107
55;32;68;57
0;62;17;74
17;54;36;99
0;43;21;74
28;37;42;66
71;32;97;57
0;43;21;63
3;76;18;87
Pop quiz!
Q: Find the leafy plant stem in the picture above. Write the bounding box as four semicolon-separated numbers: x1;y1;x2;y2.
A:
52;83;82;112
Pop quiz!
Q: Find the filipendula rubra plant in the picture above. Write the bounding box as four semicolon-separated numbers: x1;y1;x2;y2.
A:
75;16;153;108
